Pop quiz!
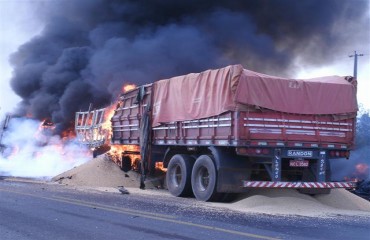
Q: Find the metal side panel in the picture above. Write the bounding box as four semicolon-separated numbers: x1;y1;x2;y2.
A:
75;107;107;148
240;111;355;146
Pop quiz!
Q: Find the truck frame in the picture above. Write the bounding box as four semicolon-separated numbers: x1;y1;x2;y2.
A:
80;65;358;201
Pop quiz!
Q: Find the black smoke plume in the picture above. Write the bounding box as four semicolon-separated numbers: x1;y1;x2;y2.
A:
9;0;369;132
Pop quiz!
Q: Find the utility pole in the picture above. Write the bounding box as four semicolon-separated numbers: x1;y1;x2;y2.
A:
349;51;364;79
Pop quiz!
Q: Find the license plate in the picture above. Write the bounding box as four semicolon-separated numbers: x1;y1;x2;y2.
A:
289;160;309;167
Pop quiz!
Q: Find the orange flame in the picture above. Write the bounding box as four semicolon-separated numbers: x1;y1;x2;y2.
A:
355;163;369;176
155;162;167;172
6;118;90;163
101;105;116;142
107;144;140;166
61;127;76;140
122;84;136;93
38;119;55;131
345;163;370;181
110;145;139;153
100;83;136;142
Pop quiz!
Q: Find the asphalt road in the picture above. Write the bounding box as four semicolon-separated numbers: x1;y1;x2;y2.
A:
0;178;369;240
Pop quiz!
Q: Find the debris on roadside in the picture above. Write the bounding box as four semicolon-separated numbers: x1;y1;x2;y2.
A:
351;180;370;201
118;186;130;194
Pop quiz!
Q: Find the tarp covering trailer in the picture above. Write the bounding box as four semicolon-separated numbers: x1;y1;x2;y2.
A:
152;64;357;126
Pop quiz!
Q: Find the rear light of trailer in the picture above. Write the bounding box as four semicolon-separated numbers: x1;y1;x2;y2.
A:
262;148;270;154
329;150;350;158
237;147;248;155
237;147;270;156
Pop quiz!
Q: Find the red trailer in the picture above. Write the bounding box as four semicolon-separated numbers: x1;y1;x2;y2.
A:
110;65;357;201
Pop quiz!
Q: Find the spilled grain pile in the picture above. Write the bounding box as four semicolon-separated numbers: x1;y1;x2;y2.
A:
52;155;370;217
210;188;370;217
52;155;164;189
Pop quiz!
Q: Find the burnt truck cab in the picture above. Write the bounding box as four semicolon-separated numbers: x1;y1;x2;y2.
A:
109;65;357;201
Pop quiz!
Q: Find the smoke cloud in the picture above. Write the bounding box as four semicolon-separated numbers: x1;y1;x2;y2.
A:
9;0;369;132
0;118;90;178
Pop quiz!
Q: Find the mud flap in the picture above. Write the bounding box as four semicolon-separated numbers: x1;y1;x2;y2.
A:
208;147;251;193
272;149;282;181
299;151;331;195
139;96;152;189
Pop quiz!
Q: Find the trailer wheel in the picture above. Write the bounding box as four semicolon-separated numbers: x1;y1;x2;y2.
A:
191;155;218;201
121;156;132;172
166;154;194;197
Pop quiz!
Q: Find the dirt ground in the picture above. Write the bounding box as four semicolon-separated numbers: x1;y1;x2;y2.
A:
51;155;370;217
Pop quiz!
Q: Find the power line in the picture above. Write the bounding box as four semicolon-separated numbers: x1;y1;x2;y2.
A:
349;51;364;79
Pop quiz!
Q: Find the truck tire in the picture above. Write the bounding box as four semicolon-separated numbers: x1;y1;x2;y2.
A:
191;155;219;201
166;154;194;197
121;156;132;172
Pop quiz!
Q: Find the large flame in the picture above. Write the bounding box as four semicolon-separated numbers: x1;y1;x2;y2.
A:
98;83;137;141
101;105;116;141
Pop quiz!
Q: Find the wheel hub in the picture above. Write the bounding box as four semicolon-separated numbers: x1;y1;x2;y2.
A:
198;166;209;191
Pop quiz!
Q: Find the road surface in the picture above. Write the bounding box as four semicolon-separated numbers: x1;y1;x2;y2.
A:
0;178;369;240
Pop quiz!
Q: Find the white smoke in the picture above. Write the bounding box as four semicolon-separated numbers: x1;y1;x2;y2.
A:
0;117;90;179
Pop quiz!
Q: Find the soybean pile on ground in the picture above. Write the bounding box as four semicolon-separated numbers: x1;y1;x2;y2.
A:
52;156;370;217
52;155;164;189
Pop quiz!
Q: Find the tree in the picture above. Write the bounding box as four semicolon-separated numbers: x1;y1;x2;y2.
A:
356;106;370;148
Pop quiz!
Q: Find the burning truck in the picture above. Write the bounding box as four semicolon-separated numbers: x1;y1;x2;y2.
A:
75;64;358;201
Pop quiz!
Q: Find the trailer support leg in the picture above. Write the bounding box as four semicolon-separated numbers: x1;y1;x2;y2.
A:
263;163;273;180
272;149;281;182
316;151;326;182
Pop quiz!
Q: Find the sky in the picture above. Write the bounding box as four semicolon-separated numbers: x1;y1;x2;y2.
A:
0;0;43;116
0;0;369;120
